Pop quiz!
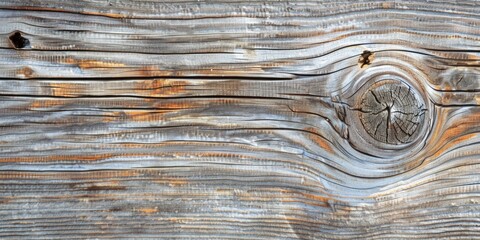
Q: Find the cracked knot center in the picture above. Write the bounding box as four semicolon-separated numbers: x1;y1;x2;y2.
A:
359;80;426;145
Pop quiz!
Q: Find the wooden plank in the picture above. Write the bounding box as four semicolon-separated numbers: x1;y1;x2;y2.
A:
0;0;479;239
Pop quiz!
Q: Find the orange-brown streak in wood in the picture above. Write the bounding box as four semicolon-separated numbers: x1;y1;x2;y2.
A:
131;66;184;78
407;110;479;170
16;66;34;78
48;82;87;97
280;189;331;208
70;181;127;191
137;207;159;215
64;58;126;70
135;79;187;97
304;127;334;154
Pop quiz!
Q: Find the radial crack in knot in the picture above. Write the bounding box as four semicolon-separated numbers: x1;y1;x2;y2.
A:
358;80;426;145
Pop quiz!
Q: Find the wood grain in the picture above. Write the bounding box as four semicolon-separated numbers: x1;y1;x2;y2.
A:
0;0;480;239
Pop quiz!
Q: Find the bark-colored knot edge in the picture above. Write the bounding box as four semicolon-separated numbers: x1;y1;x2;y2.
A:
358;80;427;145
9;31;30;49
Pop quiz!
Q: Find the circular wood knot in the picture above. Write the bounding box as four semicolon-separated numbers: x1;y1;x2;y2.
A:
358;80;426;145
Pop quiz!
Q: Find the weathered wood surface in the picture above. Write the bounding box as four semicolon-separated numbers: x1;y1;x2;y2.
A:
1;0;480;239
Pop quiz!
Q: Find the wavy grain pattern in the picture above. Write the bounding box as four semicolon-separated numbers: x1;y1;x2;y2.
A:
1;0;480;239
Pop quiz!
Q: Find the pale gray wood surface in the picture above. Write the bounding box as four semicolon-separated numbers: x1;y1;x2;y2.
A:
0;0;480;239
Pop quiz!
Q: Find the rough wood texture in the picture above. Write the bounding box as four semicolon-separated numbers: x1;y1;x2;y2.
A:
359;80;426;145
1;0;480;239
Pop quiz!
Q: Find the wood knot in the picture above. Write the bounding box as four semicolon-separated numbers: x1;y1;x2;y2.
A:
358;50;373;68
17;67;34;78
9;31;30;49
358;80;427;145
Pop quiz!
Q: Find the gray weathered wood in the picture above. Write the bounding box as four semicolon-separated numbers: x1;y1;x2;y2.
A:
0;0;480;239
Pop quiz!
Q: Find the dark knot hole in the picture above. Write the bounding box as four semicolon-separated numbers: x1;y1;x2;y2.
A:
9;31;30;49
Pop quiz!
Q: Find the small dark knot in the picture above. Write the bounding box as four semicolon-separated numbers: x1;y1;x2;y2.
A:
9;31;30;49
359;50;373;68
